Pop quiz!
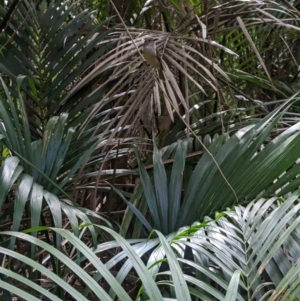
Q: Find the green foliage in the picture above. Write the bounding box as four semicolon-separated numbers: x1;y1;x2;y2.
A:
0;195;299;300
0;78;114;252
0;0;117;137
122;97;300;235
0;0;300;300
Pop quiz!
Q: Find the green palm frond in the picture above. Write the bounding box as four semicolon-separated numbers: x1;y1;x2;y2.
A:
177;194;300;300
120;194;300;300
1;196;299;300
0;227;164;301
0;78;115;248
120;95;300;235
0;0;114;136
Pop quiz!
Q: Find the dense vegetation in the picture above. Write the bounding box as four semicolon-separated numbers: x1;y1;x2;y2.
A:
0;0;300;300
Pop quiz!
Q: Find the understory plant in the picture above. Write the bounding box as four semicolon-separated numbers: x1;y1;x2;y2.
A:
0;193;299;300
0;0;300;300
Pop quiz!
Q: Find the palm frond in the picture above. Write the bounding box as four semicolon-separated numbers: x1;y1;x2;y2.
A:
121;96;300;235
0;0;114;136
1;195;298;300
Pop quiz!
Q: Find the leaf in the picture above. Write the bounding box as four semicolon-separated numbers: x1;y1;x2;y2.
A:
156;231;192;301
224;270;241;301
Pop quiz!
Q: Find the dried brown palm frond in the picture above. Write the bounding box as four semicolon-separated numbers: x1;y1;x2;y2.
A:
74;28;236;141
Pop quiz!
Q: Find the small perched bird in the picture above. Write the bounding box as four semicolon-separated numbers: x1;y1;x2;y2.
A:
143;38;161;69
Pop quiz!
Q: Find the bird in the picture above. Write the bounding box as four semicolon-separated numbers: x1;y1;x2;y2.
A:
143;38;163;78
